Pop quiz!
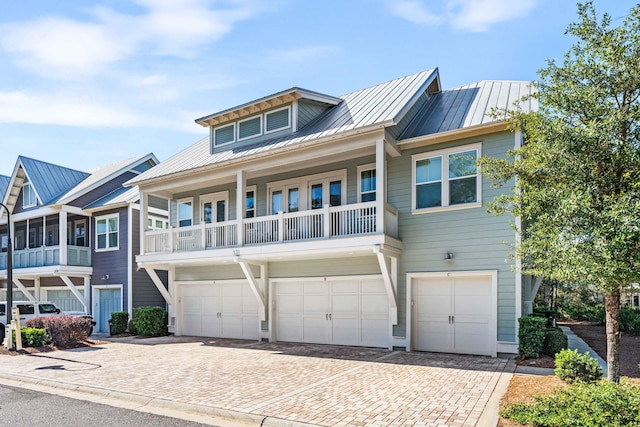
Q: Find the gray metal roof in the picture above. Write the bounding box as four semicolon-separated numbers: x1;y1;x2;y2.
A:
398;80;537;140
19;156;90;205
0;175;9;201
83;186;138;210
57;153;156;204
129;69;439;185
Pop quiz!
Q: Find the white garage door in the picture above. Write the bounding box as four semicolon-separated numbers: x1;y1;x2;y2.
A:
413;275;494;356
180;281;259;340
275;277;389;348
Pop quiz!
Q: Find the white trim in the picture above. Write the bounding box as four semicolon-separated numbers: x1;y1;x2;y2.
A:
411;142;482;213
245;185;257;218
95;213;120;252
177;197;194;228
91;284;124;333
514;130;523;340
406;270;498;357
357;163;377;203
22;181;37;208
237;115;263;142
264;106;292;134
267;169;347;214
128;203;133;317
213;122;236;147
200;191;229;224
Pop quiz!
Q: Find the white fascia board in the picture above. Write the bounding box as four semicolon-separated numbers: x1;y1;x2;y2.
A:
397;122;508;150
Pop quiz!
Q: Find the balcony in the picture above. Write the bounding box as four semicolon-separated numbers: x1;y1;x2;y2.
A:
0;245;91;270
144;202;398;255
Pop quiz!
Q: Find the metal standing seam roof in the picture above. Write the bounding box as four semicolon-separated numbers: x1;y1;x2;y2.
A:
56;153;155;204
128;69;439;185
398;80;537;140
0;175;9;201
18;156;90;205
82;186;139;210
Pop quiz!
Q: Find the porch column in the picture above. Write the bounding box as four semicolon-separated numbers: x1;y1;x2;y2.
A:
140;190;148;255
375;139;386;234
236;170;245;246
42;215;46;247
34;277;41;300
59;211;68;265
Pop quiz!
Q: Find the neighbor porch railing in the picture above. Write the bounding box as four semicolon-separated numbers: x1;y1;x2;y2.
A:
1;245;91;269
144;201;398;254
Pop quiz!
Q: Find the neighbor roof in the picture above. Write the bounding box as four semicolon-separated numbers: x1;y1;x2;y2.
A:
398;80;537;140
129;68;440;185
18;156;90;205
0;175;10;201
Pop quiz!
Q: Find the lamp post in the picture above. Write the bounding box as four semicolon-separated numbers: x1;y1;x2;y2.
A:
0;202;12;347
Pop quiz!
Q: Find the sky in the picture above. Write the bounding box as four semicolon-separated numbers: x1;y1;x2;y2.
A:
0;0;636;176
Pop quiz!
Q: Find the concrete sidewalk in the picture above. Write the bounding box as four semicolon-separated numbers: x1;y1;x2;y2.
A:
0;337;510;427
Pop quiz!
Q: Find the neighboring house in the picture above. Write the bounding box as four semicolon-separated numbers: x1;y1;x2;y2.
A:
0;175;9;202
127;68;536;356
0;154;168;333
623;283;640;308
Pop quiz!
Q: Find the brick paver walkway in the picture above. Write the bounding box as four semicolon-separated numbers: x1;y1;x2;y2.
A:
0;337;507;426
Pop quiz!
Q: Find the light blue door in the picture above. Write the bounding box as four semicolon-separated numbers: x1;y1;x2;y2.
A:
98;289;122;333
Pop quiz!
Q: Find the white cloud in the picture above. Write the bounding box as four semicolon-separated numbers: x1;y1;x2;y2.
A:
390;1;443;26
0;0;259;76
448;0;538;32
390;0;538;32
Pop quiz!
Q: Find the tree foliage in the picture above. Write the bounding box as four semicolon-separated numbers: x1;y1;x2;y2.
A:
480;2;640;382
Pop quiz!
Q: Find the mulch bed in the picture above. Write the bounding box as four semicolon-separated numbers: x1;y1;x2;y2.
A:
0;338;110;356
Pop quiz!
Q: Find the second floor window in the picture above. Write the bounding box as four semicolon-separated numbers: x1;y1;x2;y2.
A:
96;214;119;251
178;199;193;227
22;181;36;207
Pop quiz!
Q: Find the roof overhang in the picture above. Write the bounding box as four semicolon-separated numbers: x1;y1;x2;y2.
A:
195;87;342;128
397;121;511;150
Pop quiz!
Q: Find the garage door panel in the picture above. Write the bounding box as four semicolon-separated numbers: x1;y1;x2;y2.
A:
276;278;389;348
413;275;493;356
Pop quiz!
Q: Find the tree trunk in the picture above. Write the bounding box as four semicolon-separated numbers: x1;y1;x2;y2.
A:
604;290;621;383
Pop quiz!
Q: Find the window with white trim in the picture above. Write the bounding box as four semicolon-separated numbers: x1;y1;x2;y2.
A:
177;198;193;227
201;191;228;224
148;216;169;230
22;180;36;207
96;214;119;251
357;164;376;202
238;116;262;141
268;170;346;214
245;186;257;219
213;123;235;146
412;144;481;212
265;106;291;133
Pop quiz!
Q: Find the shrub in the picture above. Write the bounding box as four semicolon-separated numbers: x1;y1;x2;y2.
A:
544;327;568;357
533;308;557;327
555;349;603;384
621;308;640;336
132;306;167;337
127;319;137;335
501;380;640;427
109;312;129;335
27;315;92;347
12;327;49;347
518;315;547;359
561;303;605;324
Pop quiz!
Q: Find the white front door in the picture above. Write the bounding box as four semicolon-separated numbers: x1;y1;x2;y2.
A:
180;281;259;340
412;274;494;356
274;277;389;348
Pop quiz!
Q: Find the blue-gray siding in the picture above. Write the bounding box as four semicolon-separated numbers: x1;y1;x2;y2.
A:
132;209;167;309
298;100;331;130
71;171;137;208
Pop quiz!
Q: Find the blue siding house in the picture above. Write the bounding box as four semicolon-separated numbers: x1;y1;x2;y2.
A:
0;154;168;333
127;68;536;356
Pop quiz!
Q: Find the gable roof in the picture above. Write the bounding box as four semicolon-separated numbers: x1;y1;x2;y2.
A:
0;175;9;201
56;153;157;205
398;80;536;141
82;186;139;211
16;156;90;205
128;68;440;185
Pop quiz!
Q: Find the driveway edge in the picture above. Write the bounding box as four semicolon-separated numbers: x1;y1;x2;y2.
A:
0;372;313;427
476;357;516;427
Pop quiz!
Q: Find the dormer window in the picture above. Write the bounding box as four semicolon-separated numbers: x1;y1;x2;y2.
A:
238;116;262;141
265;107;290;133
214;123;235;146
22;180;36;207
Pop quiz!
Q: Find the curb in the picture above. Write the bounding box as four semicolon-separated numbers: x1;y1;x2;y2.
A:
0;372;315;427
476;357;516;427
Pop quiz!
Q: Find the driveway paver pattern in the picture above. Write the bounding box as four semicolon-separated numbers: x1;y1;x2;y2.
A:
0;337;507;426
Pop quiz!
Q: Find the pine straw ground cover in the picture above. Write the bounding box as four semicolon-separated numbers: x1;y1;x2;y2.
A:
498;322;640;427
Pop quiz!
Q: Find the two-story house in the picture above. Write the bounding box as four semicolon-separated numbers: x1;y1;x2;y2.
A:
127;68;536;356
0;154;168;337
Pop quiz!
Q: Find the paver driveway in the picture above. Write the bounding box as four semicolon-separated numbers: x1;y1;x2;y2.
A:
0;336;507;426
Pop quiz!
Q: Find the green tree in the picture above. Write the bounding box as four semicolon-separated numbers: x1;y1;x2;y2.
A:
480;2;640;382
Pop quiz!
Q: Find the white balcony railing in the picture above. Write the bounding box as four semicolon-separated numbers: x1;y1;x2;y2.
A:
144;201;399;255
0;245;91;270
